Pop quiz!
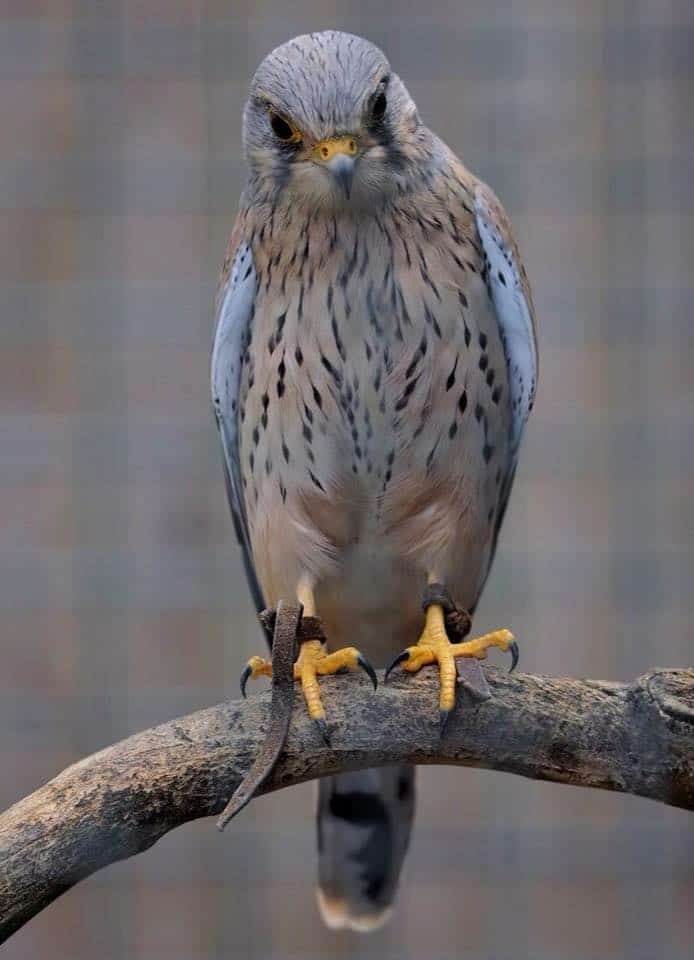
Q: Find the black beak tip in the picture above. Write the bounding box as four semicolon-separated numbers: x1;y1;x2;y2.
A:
336;171;352;198
328;155;355;198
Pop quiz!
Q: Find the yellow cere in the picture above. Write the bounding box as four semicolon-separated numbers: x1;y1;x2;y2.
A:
315;137;358;162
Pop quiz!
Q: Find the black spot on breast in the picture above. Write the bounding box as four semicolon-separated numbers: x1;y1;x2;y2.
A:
446;355;458;391
320;353;342;386
395;374;419;412
309;470;325;492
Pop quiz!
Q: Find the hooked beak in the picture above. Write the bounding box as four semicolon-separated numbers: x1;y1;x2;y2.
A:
327;153;355;198
314;137;358;199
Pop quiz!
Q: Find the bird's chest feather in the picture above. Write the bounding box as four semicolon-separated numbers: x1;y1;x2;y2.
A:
238;210;511;574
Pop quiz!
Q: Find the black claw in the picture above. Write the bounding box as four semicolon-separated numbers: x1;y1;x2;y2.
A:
239;664;252;699
439;709;452;738
314;717;331;746
508;640;519;673
357;654;378;690
384;650;410;683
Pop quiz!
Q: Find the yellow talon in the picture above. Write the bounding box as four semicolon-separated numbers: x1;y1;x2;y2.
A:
450;628;516;660
385;599;519;727
239;655;272;697
315;646;362;674
296;639;326;720
239;593;377;741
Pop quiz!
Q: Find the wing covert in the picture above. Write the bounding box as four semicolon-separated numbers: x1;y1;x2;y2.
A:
473;182;538;595
211;221;265;616
474;182;538;458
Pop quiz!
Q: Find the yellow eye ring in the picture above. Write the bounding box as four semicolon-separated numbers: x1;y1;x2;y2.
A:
268;111;302;144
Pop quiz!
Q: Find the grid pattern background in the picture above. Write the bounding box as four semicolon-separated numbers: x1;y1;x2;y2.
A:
1;2;693;958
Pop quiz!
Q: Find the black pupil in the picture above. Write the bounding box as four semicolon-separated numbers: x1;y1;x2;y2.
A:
271;114;294;140
371;92;387;121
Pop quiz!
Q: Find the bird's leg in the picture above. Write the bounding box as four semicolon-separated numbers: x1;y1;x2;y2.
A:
240;576;376;744
385;578;518;734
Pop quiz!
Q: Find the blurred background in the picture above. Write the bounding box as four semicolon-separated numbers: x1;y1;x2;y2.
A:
1;1;693;957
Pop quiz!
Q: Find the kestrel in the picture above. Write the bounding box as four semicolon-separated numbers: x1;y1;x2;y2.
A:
212;31;537;931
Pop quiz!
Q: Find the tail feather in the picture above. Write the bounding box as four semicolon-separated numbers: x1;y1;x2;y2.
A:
316;766;415;932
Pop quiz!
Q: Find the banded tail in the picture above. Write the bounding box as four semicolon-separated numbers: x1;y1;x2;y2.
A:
316;766;415;932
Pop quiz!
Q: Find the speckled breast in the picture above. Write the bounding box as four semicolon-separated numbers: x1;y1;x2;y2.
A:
237;202;512;650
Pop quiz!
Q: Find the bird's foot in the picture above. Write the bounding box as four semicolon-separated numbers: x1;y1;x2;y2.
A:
240;638;376;745
385;593;518;735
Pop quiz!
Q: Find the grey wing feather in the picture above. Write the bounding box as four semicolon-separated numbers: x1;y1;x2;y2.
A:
474;183;538;456
211;241;265;618
474;183;538;592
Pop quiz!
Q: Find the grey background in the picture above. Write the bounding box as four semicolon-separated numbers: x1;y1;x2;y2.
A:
1;1;692;957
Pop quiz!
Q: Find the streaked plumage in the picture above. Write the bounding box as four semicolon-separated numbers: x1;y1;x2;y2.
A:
212;30;537;931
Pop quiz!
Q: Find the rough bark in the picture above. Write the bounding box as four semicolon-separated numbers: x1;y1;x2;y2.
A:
1;666;693;943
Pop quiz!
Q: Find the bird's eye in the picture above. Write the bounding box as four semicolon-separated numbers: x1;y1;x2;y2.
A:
371;91;387;123
269;112;299;142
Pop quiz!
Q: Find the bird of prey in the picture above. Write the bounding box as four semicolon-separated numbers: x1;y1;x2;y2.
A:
212;31;537;932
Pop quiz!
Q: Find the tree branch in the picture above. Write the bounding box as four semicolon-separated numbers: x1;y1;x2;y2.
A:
2;666;693;943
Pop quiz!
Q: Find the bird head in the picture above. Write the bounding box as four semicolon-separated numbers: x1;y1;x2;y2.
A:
243;31;427;210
